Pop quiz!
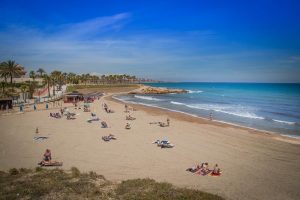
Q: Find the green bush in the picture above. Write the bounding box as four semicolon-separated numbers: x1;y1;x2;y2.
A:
9;168;19;175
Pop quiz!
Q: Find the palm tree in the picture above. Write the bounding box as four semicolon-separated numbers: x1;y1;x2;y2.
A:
20;84;28;102
0;81;7;94
1;60;26;90
27;81;36;99
42;74;51;97
50;71;62;95
101;75;106;84
36;68;45;77
0;62;10;84
29;70;36;81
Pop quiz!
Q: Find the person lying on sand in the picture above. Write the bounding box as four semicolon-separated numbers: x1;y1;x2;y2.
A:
126;115;136;120
186;165;201;173
125;123;131;129
102;134;117;141
67;113;76;120
158;122;169;127
50;112;62;118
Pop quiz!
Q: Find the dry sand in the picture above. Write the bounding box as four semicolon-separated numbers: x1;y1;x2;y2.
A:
0;90;300;200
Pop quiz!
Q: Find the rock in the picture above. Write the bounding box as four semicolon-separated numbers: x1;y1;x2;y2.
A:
129;86;187;94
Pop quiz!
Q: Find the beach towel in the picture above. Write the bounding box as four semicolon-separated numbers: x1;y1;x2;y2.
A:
39;161;63;167
210;171;222;177
33;136;49;141
197;169;212;176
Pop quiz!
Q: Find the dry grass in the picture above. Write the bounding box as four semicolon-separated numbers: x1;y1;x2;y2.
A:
0;168;225;200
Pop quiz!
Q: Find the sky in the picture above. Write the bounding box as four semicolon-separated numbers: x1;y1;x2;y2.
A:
0;0;299;82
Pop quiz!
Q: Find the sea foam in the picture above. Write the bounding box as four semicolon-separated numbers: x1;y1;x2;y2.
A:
134;95;163;101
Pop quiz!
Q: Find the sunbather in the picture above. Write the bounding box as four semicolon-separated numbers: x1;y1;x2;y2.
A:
186;165;201;173
102;134;117;142
126;115;136;120
211;164;221;176
38;149;63;167
101;121;108;128
159;122;169;127
197;162;211;175
38;149;52;165
125;123;131;129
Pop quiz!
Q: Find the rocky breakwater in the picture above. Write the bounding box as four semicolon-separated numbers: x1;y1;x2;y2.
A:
129;86;187;94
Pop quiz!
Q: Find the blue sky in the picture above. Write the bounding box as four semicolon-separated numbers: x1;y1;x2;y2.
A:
0;0;299;82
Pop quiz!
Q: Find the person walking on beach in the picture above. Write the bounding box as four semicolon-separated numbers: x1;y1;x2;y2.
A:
167;118;170;126
46;103;49;109
209;111;213;121
33;104;37;111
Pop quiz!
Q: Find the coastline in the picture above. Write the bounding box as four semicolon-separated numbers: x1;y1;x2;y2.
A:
1;86;300;199
108;93;300;145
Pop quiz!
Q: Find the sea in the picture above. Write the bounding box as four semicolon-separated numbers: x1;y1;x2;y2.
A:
115;83;300;139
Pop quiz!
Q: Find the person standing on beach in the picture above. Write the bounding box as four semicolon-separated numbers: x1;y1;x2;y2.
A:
46;103;48;109
33;104;37;111
167;118;170;126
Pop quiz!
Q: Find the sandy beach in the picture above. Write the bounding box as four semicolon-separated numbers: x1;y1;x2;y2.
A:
0;88;300;200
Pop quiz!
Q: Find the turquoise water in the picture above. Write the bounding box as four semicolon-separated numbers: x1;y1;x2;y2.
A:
116;83;300;138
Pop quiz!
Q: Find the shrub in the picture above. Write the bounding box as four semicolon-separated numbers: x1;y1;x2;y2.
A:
35;167;43;172
9;168;19;175
71;167;80;177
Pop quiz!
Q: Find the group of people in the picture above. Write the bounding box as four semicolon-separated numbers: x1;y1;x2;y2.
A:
49;112;61;118
186;162;221;176
158;118;170;127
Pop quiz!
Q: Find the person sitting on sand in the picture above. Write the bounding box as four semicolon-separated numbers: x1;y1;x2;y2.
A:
197;162;210;175
41;149;52;165
108;109;114;113
38;149;63;167
211;164;221;176
101;121;108;128
125;123;131;129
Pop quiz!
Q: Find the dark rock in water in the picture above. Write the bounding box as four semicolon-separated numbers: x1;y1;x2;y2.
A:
129;86;187;94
